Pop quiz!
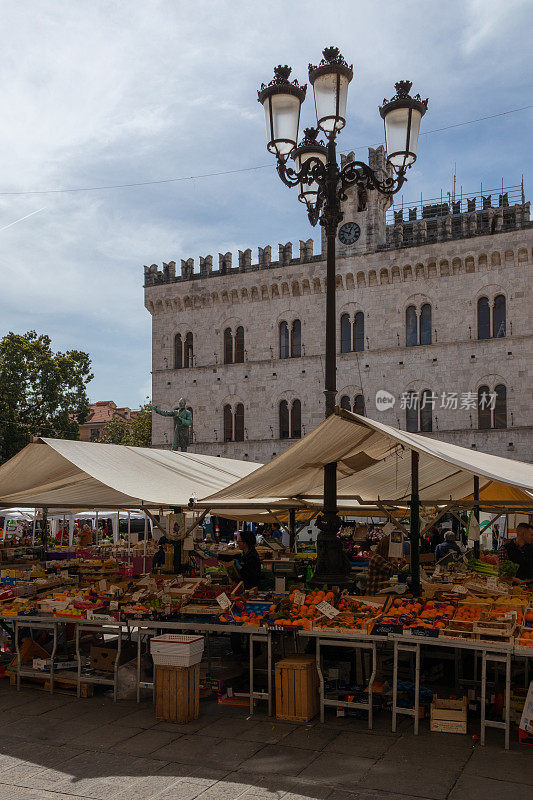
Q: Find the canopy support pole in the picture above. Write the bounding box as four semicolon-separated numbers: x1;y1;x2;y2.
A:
31;512;37;546
288;509;296;552
143;513;147;573
142;508;166;537
410;451;421;596
127;511;131;563
95;510;99;548
375;500;410;539
41;506;48;561
473;476;480;559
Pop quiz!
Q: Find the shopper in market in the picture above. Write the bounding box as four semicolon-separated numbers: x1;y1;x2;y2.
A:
236;530;262;589
366;535;398;595
498;522;533;580
435;532;462;561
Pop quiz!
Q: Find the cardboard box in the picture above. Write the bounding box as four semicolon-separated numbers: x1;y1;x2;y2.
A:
430;695;467;734
90;642;136;672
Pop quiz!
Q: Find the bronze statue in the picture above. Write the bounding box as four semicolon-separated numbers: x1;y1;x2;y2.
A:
150;398;192;451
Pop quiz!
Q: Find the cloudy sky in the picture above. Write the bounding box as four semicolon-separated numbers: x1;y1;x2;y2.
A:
0;0;531;407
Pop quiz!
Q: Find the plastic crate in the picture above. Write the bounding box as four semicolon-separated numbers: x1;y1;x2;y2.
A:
152;650;203;667
150;634;204;657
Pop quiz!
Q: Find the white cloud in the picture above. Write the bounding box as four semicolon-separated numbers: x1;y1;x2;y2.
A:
0;0;530;406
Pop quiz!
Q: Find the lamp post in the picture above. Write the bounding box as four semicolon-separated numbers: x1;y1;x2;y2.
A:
258;47;428;585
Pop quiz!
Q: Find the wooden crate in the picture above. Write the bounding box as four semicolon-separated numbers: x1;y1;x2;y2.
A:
155;664;200;723
9;673;93;697
275;655;319;723
430;695;467;734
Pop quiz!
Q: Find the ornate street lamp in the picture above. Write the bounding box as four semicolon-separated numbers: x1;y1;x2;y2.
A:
258;47;428;587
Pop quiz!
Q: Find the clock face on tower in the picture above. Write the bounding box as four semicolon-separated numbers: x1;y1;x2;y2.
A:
338;221;361;245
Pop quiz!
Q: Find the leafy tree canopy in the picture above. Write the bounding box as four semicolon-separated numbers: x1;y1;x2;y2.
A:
100;402;152;448
0;331;93;463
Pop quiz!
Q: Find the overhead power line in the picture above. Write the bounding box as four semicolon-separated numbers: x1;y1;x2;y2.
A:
0;104;530;198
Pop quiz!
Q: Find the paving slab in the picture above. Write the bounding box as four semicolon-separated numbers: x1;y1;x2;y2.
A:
69;723;145;750
280;726;340;750
114;728;181;756
152;733;262;769
462;745;533;785
323;731;395;759
448;774;533;800
237;744;318;777
152;715;214;734
298;752;376;789
357;762;462;800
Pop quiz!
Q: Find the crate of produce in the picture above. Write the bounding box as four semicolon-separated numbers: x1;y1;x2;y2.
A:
474;611;517;642
275;655;319;723
430;695;467;734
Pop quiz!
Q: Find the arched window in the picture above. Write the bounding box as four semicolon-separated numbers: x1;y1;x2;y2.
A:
279;322;289;359
234;403;245;441
340;313;351;353
354;312;364;352
234;326;244;363
493;295;506;338
291;399;301;438
494;384;507;428
477;385;491;430
354;394;365;415
224;328;233;364
223;404;233;441
477;297;490;340
420;304;432;345
291;320;301;358
420;389;433;432
174;334;182;369
279;400;290;439
184;332;193;367
340;395;351;411
405;391;418;432
406;305;417;347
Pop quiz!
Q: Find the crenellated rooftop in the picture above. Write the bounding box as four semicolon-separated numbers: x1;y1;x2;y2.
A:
144;182;531;287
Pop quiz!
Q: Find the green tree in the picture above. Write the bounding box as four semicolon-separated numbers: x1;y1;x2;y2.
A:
99;415;130;445
128;402;152;447
0;331;93;463
100;402;152;447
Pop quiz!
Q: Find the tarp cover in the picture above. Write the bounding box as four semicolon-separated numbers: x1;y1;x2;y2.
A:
0;438;261;508
204;409;533;508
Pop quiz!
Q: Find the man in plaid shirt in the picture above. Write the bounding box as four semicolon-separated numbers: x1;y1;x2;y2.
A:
366;536;397;595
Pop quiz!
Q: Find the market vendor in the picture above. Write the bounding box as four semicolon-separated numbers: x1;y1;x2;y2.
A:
236;530;261;589
152;536;168;571
435;532;462;561
366;536;398;595
498;522;533;580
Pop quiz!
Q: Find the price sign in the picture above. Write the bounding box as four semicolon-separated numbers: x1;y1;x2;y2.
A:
486;576;499;591
451;584;467;595
109;601;119;611
216;592;231;610
293;591;306;607
316;600;340;619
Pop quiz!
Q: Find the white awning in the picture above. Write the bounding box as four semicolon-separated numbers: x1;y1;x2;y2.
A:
0;438;261;509
203;409;533;508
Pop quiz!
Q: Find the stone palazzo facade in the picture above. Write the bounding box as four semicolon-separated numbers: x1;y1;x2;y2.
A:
144;148;532;465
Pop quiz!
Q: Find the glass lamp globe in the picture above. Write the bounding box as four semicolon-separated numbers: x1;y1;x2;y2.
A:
380;81;428;171
257;65;306;159
308;47;353;133
292;128;327;206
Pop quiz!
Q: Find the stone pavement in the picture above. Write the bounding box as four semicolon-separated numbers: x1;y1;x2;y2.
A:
0;681;531;800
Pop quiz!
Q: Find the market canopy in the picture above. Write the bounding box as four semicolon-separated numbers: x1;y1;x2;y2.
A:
0;438;261;509
203;408;533;510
